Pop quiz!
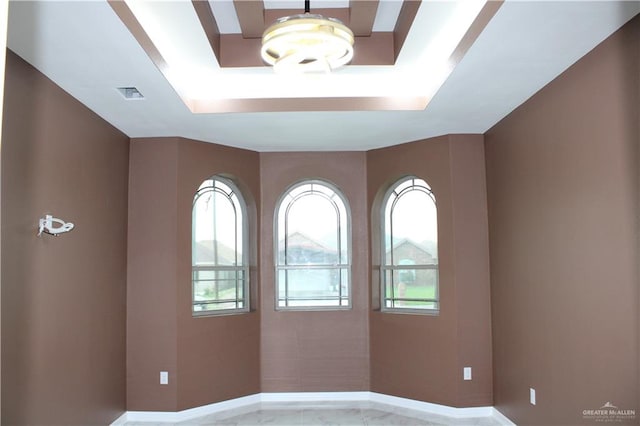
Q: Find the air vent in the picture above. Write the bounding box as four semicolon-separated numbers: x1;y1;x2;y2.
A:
117;87;144;100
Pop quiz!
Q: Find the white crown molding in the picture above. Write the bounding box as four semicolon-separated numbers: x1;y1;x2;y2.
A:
112;392;517;425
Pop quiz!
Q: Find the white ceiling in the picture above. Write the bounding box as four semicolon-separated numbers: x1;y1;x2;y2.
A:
6;1;640;151
210;0;403;33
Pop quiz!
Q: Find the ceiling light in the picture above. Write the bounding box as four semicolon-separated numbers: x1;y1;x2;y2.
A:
261;1;354;74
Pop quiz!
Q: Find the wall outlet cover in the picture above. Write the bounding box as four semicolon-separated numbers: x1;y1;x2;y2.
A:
463;367;472;380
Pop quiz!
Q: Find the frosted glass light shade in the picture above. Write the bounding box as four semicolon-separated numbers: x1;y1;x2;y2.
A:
261;14;355;73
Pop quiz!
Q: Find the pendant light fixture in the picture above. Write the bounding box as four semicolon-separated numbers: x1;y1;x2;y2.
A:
261;0;355;73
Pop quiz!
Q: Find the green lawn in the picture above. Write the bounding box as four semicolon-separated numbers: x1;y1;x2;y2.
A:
386;284;437;307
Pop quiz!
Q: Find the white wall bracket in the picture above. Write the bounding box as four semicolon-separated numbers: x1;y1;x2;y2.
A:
38;214;74;237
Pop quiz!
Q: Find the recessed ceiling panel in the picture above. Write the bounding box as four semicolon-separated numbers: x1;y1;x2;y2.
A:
372;0;403;32
209;0;241;33
111;0;497;113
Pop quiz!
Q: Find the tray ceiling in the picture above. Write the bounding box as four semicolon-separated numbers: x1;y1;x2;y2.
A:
6;1;640;150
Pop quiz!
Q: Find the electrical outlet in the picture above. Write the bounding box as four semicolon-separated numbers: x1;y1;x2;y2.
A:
530;388;536;405
160;371;169;385
463;367;472;380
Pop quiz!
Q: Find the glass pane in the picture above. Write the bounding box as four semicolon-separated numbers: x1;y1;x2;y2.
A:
391;190;438;265
338;201;348;264
314;183;335;197
231;194;244;258
215;180;232;194
383;268;438;310
394;179;412;193
277;269;287;304
198;179;213;191
411;301;439;310
288;184;308;199
193;188;242;266
193;270;244;309
193;268;244;281
383;195;394;266
285;268;336;300
277;268;349;308
194;300;245;313
193;279;238;300
283;193;339;265
193;275;245;313
236;274;244;299
387;186;437;266
340;268;349;306
384;269;395;302
277;206;287;265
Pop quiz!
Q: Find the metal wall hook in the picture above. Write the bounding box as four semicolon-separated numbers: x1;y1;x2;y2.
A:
38;214;74;237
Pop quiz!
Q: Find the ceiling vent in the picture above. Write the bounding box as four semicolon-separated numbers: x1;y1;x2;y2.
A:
117;87;144;100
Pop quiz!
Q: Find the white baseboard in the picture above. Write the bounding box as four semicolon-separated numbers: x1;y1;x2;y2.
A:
369;392;494;418
124;394;261;423
109;412;128;425
114;391;516;424
261;391;370;403
492;407;517;425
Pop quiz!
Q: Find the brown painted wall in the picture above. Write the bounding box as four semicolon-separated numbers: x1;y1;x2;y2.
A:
259;152;370;392
127;138;179;411
450;135;493;407
485;16;639;426
176;138;261;410
129;143;489;402
1;50;129;424
0;10;8;419
367;135;492;407
127;137;261;411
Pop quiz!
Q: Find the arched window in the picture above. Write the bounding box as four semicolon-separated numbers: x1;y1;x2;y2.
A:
192;176;249;315
381;176;439;313
276;180;350;309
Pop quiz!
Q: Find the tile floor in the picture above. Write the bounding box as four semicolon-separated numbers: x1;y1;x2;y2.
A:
124;401;506;426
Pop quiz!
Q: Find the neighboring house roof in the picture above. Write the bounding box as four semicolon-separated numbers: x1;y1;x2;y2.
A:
280;231;338;255
193;240;238;265
389;238;437;261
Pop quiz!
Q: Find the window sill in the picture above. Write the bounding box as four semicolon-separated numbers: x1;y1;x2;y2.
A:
377;308;440;316
193;308;251;318
275;305;352;312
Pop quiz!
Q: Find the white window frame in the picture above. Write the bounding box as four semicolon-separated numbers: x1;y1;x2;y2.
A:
192;176;249;316
275;179;351;311
381;176;439;314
